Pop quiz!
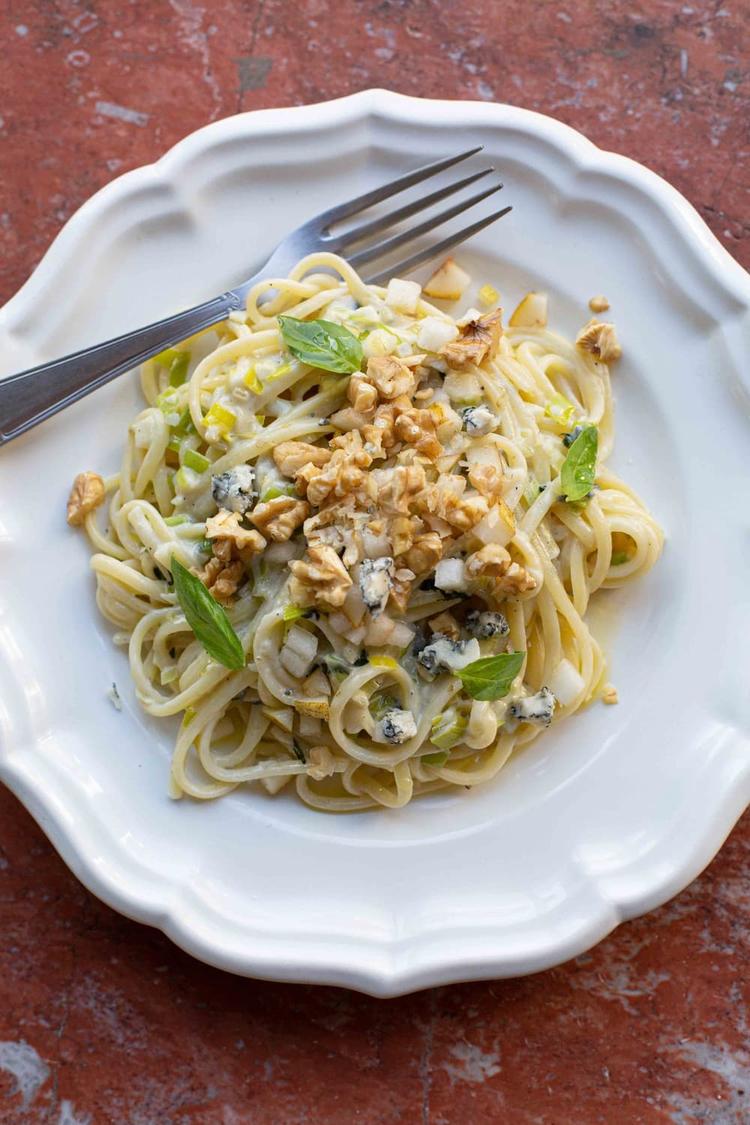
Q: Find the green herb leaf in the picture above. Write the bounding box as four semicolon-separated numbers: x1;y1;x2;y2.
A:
611;550;630;566
457;651;525;701
560;424;598;502
278;316;363;374
292;739;306;764
171;557;245;670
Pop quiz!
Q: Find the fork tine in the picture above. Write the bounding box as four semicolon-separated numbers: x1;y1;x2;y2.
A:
333;168;495;250
363;205;513;286
347;181;505;268
318;147;483;227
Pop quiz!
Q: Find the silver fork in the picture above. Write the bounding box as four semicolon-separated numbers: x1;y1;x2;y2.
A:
0;147;510;446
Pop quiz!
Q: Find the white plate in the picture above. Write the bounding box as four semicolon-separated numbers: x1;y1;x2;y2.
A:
1;91;749;997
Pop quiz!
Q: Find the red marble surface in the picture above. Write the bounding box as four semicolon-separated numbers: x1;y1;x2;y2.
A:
1;2;749;1122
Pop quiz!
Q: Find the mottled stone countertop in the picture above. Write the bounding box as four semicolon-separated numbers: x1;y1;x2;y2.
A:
1;3;748;1122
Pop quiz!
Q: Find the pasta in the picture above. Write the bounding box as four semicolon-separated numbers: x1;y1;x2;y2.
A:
71;252;663;811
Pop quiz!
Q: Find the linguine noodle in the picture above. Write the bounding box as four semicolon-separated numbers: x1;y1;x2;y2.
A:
75;253;663;811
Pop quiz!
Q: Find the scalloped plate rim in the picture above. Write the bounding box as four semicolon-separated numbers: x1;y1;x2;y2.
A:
1;90;749;997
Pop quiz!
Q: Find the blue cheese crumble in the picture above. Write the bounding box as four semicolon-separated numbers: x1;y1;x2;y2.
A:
359;557;394;616
465;610;510;639
211;464;255;514
378;708;418;744
418;635;481;676
509;687;555;727
462;406;496;436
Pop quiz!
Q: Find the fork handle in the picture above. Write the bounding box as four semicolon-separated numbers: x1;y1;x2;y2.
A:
0;290;242;446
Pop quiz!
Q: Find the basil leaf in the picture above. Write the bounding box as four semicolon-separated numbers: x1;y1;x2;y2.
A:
560;424;598;502
171;558;245;670
457;651;525;701
278;316;363;374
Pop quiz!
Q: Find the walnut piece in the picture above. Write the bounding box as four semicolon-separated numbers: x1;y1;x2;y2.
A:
417;478;489;533
428;610;460;640
468;464;506;500
66;471;105;526
465;543;536;596
601;682;619;705
576;318;621;363
289;544;353;609
386;566;416;614
440;309;503;368
205;509;266;561
365;355;416;400
400;530;443;575
373;464;427;514
297;457;371;509
393;402;442;460
588;295;610;314
273;441;331;477
249;496;309;542
197;556;245;601
362;405;398;458
328;429;373;466
347;372;378;413
389;514;415;556
294;431;373;508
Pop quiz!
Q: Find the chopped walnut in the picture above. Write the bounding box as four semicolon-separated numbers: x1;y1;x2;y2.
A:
446;492;489;532
365;355;417;400
576;318;621;363
273;441;331;477
428;611;460;640
66;471;105;526
440;309;503;367
289;544;353;609
393;403;442;460
602;682;619;705
347;372;378;413
388;566;416;614
328;429;373;466
304;505;346;552
362;403;399;457
373;464;427;514
303;501;371;566
468;463;506;500
297;459;371;508
401;530;443;575
197;556;245;601
295;432;373;508
417;479;489;533
465;543;536;596
329;405;375;432
390;514;416;556
205;509;267;561
249;496;309;542
588;295;610;313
